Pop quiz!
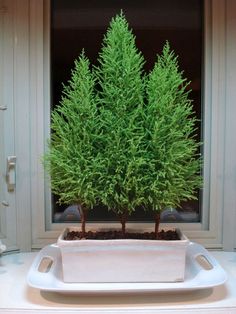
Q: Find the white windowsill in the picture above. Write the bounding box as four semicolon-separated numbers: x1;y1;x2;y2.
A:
0;250;236;314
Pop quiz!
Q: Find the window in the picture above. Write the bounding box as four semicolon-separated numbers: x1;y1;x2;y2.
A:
50;0;203;224
26;0;236;250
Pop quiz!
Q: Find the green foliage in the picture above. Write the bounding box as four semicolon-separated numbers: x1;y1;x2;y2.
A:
43;52;105;210
95;12;146;216
141;41;202;212
44;12;202;227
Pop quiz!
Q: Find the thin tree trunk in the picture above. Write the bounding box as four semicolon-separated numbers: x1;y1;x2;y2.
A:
119;212;128;238
154;212;160;239
78;205;87;237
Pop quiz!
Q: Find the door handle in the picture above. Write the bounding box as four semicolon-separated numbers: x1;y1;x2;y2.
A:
0;240;6;254
6;156;16;192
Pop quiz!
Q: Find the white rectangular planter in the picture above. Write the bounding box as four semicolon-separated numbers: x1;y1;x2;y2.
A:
57;227;189;283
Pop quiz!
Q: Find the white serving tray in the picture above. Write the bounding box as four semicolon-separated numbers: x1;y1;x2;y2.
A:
27;242;227;294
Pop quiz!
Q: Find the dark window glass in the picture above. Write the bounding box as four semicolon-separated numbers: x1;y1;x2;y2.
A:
51;0;203;224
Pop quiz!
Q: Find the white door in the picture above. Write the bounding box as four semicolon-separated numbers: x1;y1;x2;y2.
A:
0;0;32;252
0;1;17;251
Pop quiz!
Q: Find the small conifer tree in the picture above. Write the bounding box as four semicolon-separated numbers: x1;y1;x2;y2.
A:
95;12;146;234
143;42;202;236
44;13;202;239
44;52;105;236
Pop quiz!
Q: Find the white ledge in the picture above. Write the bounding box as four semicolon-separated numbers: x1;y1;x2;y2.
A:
0;250;236;313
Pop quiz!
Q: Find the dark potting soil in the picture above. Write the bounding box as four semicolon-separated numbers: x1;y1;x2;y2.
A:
64;229;180;241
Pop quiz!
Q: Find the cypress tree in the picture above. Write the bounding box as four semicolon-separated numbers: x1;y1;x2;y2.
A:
95;12;146;234
44;14;202;239
44;52;105;236
143;42;202;236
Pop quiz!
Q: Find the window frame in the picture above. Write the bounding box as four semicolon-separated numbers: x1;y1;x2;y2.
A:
28;0;235;250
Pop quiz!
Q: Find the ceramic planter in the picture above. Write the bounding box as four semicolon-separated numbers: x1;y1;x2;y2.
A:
57;227;189;283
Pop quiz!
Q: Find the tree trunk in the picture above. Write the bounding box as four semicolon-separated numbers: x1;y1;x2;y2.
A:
78;205;87;237
154;212;160;239
119;212;128;237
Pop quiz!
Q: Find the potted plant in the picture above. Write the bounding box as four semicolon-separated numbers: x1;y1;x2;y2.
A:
44;12;201;283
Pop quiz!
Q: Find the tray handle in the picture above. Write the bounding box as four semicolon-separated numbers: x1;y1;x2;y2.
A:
37;256;54;273
195;254;214;270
